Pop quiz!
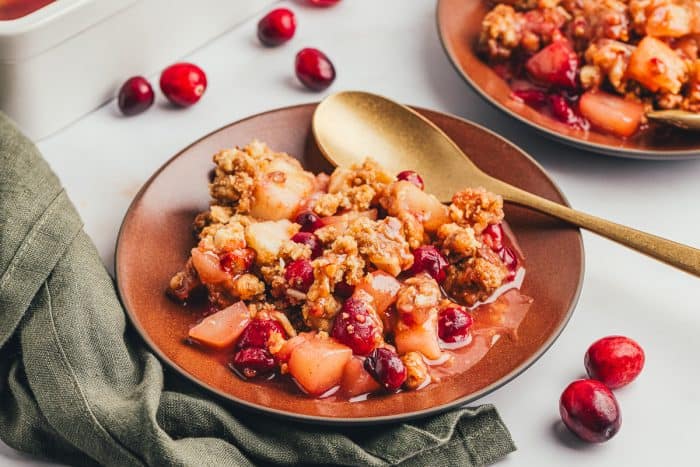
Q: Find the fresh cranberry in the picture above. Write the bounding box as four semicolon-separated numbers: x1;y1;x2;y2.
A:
295;48;335;91
549;95;589;130
219;248;256;275
410;246;448;283
334;281;355;298
295;211;322;232
160;63;207;107
331;297;381;355
525;40;578;89
585;336;645;389
512;89;548;108
499;247;518;281
482;223;504;251
309;0;341;6
257;8;296;46
230;347;276;379
237;319;287;350
285;259;314;292
364;348;407;391
291;232;322;258
117;76;154;116
438;306;473;344
396;170;425;190
560;379;621;443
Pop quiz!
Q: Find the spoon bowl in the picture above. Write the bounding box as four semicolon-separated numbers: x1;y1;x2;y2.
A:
646;110;700;131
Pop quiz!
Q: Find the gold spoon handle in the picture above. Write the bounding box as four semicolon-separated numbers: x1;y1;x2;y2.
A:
498;183;700;277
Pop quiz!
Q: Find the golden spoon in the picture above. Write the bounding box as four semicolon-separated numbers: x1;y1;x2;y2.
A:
646;110;700;131
312;91;700;277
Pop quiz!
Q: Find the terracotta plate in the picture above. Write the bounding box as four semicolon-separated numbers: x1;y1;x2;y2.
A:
115;104;584;425
436;0;700;160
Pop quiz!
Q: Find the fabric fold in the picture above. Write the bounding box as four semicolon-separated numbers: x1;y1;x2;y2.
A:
0;113;516;467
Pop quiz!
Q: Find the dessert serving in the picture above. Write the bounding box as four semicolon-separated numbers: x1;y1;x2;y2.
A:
478;0;700;138
167;140;532;400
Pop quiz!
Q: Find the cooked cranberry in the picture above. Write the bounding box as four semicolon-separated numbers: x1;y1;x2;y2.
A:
438;306;473;343
331;297;381;355
160;63;207;107
237;319;286;350
117;76;154;116
295;48;336;91
364;348;407;391
295;211;322;232
525;40;578;89
219;248;256;275
291;232;323;259
512;89;547;108
334;281;354;298
285;259;314;292
482;223;504;251
309;0;341;6
499;247;518;281
410;245;448;283
560;379;621;443
230;347;276;379
585;336;645;389
549;95;589;130
396;170;424;190
257;8;296;46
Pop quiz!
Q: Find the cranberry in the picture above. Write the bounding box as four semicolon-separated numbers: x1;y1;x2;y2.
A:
295;211;322;232
230;347;276;379
525;40;578;89
331;297;381;355
334;281;355;298
117;76;154;116
482;223;504;251
499;247;518;281
219;248;255;275
410;245;448;283
291;232;323;258
364;348;407;392
160;63;207;107
559;379;621;443
285;259;314;292
549;95;589;130
295;48;336;91
237;319;286;350
585;336;645;389
438;306;473;343
309;0;341;6
257;8;296;47
396;170;424;190
512;89;548;108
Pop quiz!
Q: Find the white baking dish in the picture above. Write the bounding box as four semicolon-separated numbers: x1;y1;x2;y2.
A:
0;0;274;140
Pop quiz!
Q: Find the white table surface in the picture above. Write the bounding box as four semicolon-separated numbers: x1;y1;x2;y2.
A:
3;1;699;465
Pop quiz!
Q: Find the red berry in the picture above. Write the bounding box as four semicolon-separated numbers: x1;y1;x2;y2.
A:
257;8;296;46
396;170;425;190
525;40;578;89
549;95;589;130
117;76;154;116
585;336;645;389
560;379;621;443
309;0;341;6
438;306;473;344
512;89;548;107
482;223;504;251
237;319;286;350
499;247;519;281
285;259;314;292
364;348;407;391
230;347;276;379
295;48;336;91
410;245;448;283
331;297;381;355
160;63;207;107
295;211;322;232
219;248;255;275
291;232;323;258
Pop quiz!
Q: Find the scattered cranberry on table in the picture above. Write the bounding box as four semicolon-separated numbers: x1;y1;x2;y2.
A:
364;348;407;392
295;48;336;91
117;76;154;116
308;0;341;6
160;62;207;107
396;170;425;190
585;336;645;389
560;379;621;443
257;8;296;46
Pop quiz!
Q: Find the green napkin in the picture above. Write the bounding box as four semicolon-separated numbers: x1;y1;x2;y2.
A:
0;113;516;467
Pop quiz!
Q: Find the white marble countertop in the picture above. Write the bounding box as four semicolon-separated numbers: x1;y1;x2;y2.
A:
3;1;699;465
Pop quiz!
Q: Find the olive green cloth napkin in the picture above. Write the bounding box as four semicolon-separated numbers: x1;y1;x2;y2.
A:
0;113;515;467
